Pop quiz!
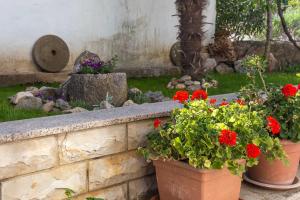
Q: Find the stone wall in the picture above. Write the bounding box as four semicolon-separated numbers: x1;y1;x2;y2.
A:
0;93;238;200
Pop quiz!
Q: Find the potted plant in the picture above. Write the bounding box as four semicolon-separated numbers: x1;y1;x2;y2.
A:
139;90;285;200
240;55;300;185
67;54;128;106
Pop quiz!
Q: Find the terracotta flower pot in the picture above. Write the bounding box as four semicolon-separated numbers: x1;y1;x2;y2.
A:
247;140;300;185
153;159;242;200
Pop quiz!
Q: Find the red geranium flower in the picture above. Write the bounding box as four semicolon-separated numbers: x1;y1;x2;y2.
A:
246;144;261;158
220;101;229;106
219;130;237;147
191;90;208;101
282;84;298;97
153;119;162;128
210;98;217;105
267;116;281;135
173;91;189;103
236;99;245;106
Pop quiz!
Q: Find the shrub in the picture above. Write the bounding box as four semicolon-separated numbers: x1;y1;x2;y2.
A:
139;90;286;175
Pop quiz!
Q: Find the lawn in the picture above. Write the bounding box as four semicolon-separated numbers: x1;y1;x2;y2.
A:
1;73;300;122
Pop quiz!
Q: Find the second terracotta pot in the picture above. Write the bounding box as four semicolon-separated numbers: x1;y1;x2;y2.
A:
247;140;300;185
154;159;242;200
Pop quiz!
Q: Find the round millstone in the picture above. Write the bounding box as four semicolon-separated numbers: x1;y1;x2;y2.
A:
33;35;70;73
170;42;182;66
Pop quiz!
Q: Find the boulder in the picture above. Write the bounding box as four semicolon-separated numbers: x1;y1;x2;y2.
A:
42;101;55;112
179;75;192;83
203;58;217;72
67;73;128;107
216;63;234;74
176;84;186;89
15;96;43;110
55;99;71;110
63;107;88;114
25;87;39;95
38;87;59;101
73;51;101;73
11;92;34;105
123;100;137;107
144;91;166;103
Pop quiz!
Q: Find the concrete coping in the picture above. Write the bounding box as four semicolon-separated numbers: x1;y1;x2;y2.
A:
0;93;238;144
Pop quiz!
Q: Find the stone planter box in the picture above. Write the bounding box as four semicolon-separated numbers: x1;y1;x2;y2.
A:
67;73;128;106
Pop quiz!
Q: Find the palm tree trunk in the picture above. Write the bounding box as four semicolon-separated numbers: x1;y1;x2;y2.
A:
176;0;207;79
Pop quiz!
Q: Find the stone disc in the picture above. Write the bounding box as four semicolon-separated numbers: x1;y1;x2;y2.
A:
170;42;182;66
33;35;70;73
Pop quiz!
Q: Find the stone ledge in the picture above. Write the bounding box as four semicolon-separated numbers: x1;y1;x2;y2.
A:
0;93;238;144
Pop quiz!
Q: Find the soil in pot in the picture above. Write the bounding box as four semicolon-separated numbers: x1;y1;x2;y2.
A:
247;140;300;185
153;159;242;200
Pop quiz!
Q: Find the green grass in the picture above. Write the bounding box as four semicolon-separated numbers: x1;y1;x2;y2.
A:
1;73;300;122
0;83;60;122
128;73;300;97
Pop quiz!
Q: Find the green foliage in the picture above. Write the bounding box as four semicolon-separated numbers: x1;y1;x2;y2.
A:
65;188;104;200
78;55;118;75
69;100;93;110
139;99;286;175
216;0;266;39
240;55;300;142
273;5;300;40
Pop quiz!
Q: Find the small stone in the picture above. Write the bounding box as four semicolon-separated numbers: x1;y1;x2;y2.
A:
211;80;219;87
216;63;234;74
176;84;186;89
10;92;34;105
38;87;58;101
123;100;137;107
99;101;115;109
25;87;39;95
179;75;192;82
203;58;217;72
184;81;194;86
63;107;88;114
193;81;201;86
167;82;174;89
15;96;43;110
128;88;143;96
200;53;210;61
55;99;71;110
187;85;202;91
42;101;55;112
144;91;165;103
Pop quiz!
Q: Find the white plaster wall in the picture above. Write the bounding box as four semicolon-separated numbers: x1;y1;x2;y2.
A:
0;0;216;74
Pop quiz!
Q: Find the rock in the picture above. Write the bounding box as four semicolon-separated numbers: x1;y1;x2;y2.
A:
184;81;194;86
179;75;192;82
63;107;88;114
216;63;234;74
176;84;186;89
73;50;101;73
193;81;201;86
25;87;39;95
67;73;128;107
55;99;71;110
144;91;165;103
99;101;115;110
42;101;55;112
211;80;219;87
15;96;43;110
234;60;247;74
200;53;210;61
167;82;174;89
268;53;279;72
203;58;217;72
187;85;202;91
11;92;34;105
128;88;143;96
123;100;137;107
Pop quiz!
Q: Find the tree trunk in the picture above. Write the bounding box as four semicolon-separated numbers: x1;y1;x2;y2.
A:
176;0;207;79
276;0;300;50
264;0;273;72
